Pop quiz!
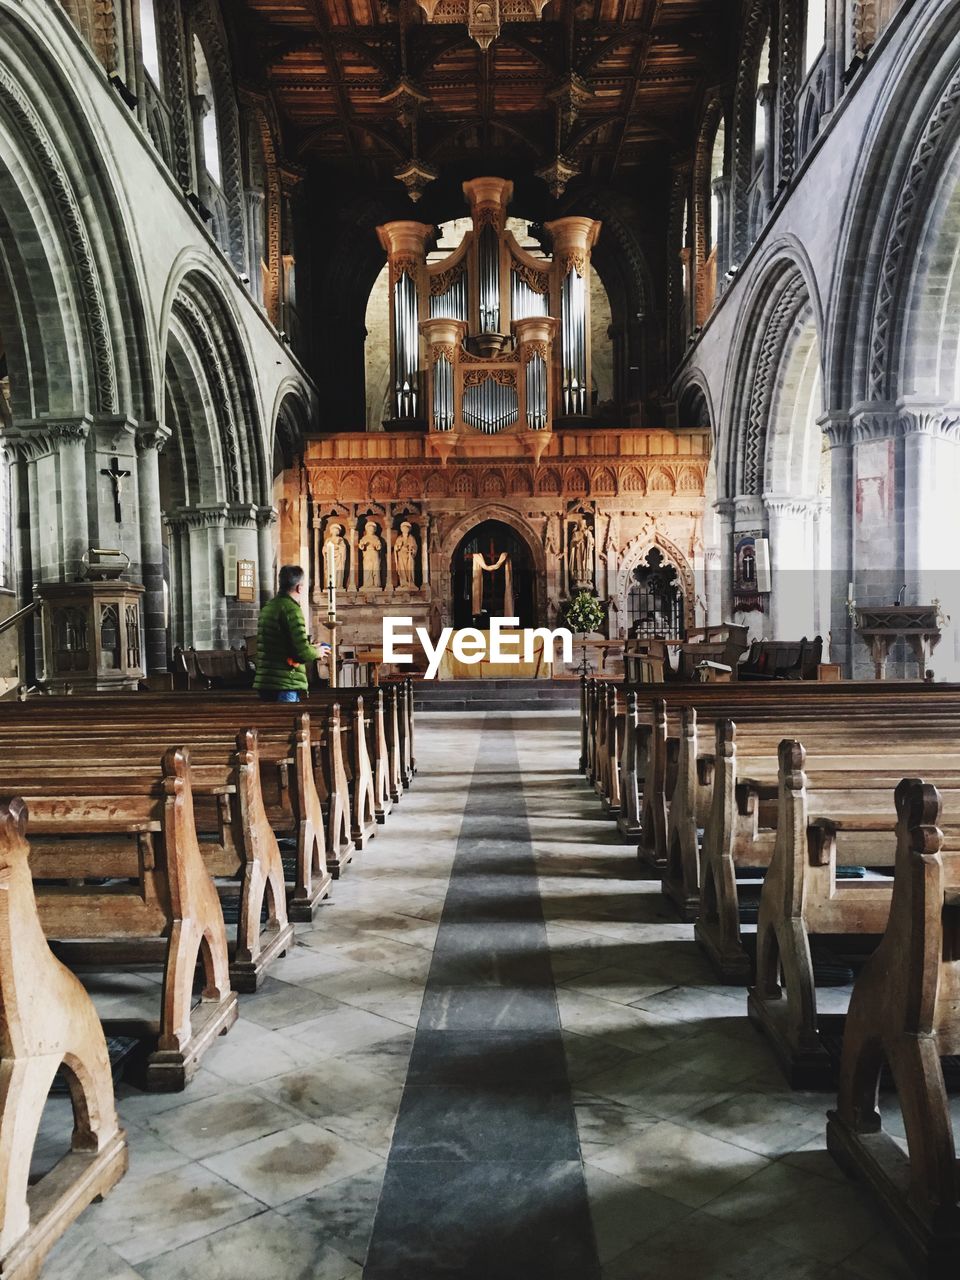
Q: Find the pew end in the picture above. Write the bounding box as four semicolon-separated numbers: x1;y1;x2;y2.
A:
0;797;128;1279
826;779;960;1278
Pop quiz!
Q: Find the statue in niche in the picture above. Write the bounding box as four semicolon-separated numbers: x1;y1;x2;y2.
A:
394;521;418;589
322;521;348;589
359;520;384;590
569;515;595;588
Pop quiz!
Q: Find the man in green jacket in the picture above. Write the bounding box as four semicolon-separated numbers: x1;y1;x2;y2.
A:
253;564;331;702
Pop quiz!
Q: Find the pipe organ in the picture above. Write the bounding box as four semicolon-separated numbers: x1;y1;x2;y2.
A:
376;178;601;462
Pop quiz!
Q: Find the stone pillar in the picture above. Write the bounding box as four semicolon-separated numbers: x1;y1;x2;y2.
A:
163;515;189;651
733;495;766;636
900;404;960;677
712;176;731;283
135;424;171;673
348;516;359;593
822;414;854;672
704;547;722;625
764;495;818;640
257;506;278;605
714;499;735;623
184;506;228;647
45;422;91;583
421;515;430;587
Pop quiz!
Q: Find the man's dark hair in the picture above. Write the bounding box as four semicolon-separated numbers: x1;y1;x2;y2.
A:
278;564;305;594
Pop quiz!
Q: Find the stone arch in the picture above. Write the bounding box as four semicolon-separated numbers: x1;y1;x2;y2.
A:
270;378;311;470
438;504;547;626
0;7;153;423
827;2;960;408
185;0;247;270
730;0;775;265
615;532;696;633
723;244;824;500
693;95;728;322
162;266;265;509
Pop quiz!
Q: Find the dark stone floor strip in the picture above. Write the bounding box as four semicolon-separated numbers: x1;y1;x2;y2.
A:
364;716;600;1280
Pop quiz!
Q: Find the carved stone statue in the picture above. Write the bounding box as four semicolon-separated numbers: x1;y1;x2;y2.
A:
358;520;383;590
322;521;348;589
394;520;418;589
569;515;595;587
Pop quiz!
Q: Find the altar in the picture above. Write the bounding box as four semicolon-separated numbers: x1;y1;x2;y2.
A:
439;630;550;679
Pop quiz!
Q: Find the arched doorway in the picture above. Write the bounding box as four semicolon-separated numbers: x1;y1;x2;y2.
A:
452;520;536;629
626;548;686;640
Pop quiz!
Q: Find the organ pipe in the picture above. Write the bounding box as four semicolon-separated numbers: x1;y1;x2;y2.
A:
380;185;599;441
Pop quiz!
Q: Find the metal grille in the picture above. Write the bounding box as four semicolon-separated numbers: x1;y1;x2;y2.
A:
626;549;685;640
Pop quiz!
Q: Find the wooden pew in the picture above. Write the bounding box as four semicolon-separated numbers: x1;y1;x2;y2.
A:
0;699;348;894
744;739;960;1084
0;796;128;1280
0;730;297;992
23;747;239;1090
827;779;960;1278
694;714;960;981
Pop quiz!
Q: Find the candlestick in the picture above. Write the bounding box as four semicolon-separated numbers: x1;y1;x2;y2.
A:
326;540;336;617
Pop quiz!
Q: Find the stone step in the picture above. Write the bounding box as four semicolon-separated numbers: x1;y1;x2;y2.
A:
413;678;581;712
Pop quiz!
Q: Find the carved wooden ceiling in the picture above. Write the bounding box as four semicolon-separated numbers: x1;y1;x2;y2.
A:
231;0;734;194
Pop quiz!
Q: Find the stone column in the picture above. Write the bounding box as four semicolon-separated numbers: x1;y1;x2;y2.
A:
257;506;278;605
712;176;731;283
421;515;430;587
47;422;91;583
704;547;722;625
822;414;854;672
764;494;818;640
714;499;735;623
163;515;189;651
348;516;359;593
184;506;228;647
383;508;394;595
900;403;960;677
135;424;171;673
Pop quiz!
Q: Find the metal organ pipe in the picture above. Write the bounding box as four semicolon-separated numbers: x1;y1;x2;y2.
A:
463;377;518;434
394;271;419;419
429;273;468;322
525;353;547;430
433;355;454;431
560;269;587;416
478;224;500;333
511;270;548;321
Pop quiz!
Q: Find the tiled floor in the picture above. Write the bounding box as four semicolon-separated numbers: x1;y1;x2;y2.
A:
36;711;916;1279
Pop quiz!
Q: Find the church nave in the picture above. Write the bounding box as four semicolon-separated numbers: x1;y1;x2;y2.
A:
34;712;911;1280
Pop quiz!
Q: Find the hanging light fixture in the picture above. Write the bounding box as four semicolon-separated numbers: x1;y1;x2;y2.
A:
416;0;551;52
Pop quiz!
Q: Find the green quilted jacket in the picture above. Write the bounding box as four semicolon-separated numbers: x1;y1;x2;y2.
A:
253;594;319;692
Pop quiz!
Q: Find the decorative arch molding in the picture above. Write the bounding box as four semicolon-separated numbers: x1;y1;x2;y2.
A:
866;61;960;402
675;368;717;436
270;377;312;466
827;4;960;408
187;0;247;271
693;95;728;323
723;245;823;500
0;9;155;422
614;532;697;631
731;0;774;266
163;266;264;506
239;91;283;327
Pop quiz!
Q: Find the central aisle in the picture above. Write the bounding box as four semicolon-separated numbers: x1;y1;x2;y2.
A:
365;718;599;1279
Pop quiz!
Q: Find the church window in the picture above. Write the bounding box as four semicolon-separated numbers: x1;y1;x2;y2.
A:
804;0;827;73
140;0;161;85
193;36;221;185
710;120;725;252
754;29;771;164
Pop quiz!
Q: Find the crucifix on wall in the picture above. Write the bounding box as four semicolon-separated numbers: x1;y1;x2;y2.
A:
101;456;131;523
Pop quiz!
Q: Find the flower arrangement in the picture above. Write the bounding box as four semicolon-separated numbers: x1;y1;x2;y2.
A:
562;590;605;635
